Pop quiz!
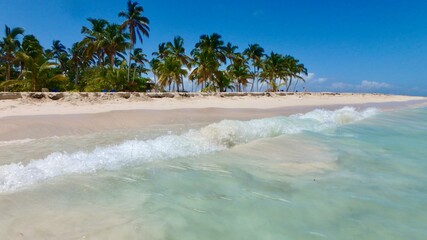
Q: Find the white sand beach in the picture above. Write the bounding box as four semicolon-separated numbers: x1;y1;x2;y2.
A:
0;92;425;141
0;92;425;118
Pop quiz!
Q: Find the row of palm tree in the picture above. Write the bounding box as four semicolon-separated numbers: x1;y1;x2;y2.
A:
0;1;307;92
153;33;308;92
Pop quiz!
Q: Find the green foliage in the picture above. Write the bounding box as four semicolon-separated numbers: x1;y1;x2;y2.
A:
81;67;116;92
0;79;32;92
127;76;151;92
0;1;307;93
81;66;151;92
201;82;216;93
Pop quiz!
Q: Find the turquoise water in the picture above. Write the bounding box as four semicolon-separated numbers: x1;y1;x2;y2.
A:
0;107;426;239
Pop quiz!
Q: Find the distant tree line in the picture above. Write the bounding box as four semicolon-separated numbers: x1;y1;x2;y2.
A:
0;1;307;93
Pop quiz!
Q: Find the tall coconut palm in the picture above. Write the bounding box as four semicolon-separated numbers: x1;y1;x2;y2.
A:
99;23;129;67
157;56;187;92
21;35;43;59
152;43;168;60
149;58;160;84
166;36;191;91
0;25;24;80
16;51;66;91
227;53;250;92
190;33;225;90
131;47;148;81
68;42;90;85
19;34;43;75
57;51;70;74
81;18;109;66
243;43;264;92
283;56;307;92
192;33;226;63
119;0;150;82
189;50;218;89
224;42;238;65
260;52;287;92
51;40;66;63
293;62;308;91
216;72;235;92
166;36;190;66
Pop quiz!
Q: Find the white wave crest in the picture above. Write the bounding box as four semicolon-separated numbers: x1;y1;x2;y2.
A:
0;107;377;193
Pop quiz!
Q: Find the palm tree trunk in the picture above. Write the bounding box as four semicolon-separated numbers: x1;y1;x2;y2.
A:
110;53;115;68
181;76;185;92
293;79;300;92
286;77;292;92
75;68;80;85
6;63;11;81
127;42;133;82
256;67;259;92
152;72;157;84
133;67;137;82
250;66;256;92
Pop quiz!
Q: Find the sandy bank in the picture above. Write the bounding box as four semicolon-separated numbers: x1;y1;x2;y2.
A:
0;92;425;118
0;92;426;141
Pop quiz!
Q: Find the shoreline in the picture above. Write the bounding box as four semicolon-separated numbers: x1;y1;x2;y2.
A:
0;93;426;141
1;92;425;118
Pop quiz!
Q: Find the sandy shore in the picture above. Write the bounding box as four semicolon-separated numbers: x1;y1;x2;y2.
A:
0;93;426;141
0;92;425;118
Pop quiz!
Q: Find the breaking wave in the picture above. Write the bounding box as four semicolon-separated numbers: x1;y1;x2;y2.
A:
0;107;377;193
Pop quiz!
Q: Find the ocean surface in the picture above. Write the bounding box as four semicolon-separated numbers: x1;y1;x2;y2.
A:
0;106;426;239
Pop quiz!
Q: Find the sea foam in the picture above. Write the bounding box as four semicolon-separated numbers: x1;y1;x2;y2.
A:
0;107;377;193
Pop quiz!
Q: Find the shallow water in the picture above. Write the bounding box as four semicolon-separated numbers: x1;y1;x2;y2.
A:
1;107;426;239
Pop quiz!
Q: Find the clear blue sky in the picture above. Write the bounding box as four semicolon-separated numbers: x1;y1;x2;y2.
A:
1;0;426;95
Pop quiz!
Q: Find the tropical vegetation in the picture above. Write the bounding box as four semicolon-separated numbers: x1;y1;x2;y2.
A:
0;1;307;93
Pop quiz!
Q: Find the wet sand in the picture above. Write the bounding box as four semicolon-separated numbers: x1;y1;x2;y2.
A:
0;93;426;141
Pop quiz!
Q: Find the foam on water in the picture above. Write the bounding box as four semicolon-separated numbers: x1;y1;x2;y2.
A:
0;138;35;147
0;107;377;193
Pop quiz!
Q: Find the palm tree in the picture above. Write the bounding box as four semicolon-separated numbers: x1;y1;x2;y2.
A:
21;35;43;58
0;25;24;80
227;53;250;92
260;52;287;92
166;36;191;91
19;34;43;75
81;18;109;66
152;43;168;60
224;42;238;65
57;51;70;75
16;51;66;91
166;36;191;66
293;62;308;91
68;42;90;85
189;50;218;90
149;58;160;85
131;47;148;81
283;56;307;92
190;33;226;91
99;23;129;67
243;43;264;92
157;56;187;92
216;72;235;92
51;40;66;63
193;33;226;63
119;0;150;83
